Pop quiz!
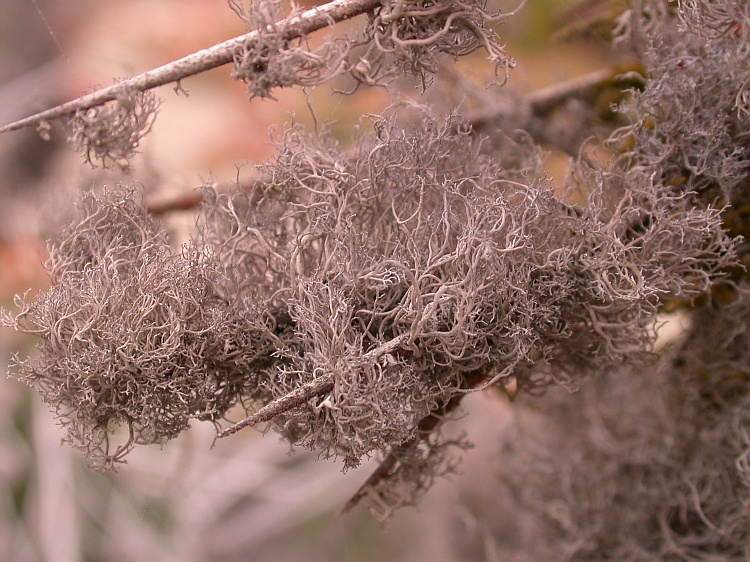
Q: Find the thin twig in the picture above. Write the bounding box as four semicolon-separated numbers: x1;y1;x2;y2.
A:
146;191;205;215
217;333;408;438
218;374;336;438
338;449;399;513
339;387;468;514
145;176;262;215
0;0;381;135
467;64;645;129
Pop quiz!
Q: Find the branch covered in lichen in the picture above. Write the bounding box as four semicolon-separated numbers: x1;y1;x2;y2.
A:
4;104;737;516
0;0;381;135
2;0;749;528
0;0;521;140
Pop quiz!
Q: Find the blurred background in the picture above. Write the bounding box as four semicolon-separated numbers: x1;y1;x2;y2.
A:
0;1;623;560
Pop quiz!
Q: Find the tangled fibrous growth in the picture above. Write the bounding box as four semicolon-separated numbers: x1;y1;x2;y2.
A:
480;3;750;555
67;87;160;170
2;106;737;516
499;292;750;560
230;0;349;99
229;0;517;98
613;0;750;201
0;0;520;149
200;105;733;517
2;188;270;469
351;0;516;87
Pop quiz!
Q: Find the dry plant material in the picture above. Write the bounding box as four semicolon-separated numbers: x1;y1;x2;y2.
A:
4;103;736;517
350;0;518;87
67;87;160;170
2;188;270;469
489;2;750;556
230;0;349;99
612;0;750;201
229;0;518;97
0;0;520;137
2;0;749;530
499;293;750;560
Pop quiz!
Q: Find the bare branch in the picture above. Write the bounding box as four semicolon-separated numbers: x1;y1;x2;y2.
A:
467;65;645;129
465;64;645;157
0;0;381;135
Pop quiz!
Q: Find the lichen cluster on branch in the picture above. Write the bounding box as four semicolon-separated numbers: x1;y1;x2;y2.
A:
3;105;736;517
499;293;750;559
2;0;749;534
493;1;750;556
229;0;516;96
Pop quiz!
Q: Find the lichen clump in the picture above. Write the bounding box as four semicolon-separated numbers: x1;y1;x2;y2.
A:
228;0;516;98
3;189;264;468
4;106;736;517
230;0;349;99
498;295;750;560
67;88;160;170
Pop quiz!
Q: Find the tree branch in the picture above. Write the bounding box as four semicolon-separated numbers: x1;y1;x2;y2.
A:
339;387;467;514
0;0;381;135
217;333;408;438
467;64;646;158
